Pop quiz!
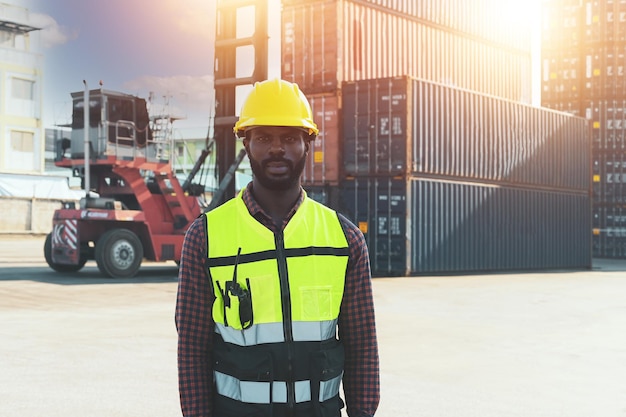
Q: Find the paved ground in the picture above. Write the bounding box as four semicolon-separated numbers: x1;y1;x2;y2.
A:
1;234;626;417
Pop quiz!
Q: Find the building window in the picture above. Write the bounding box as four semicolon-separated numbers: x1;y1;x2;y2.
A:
0;31;16;48
11;130;34;152
12;78;35;100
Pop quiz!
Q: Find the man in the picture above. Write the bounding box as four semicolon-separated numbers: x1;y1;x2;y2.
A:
176;78;380;417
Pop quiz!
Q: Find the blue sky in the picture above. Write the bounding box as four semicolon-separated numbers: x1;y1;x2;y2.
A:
15;0;221;138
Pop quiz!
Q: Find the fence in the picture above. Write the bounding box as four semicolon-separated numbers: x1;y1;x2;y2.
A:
0;196;71;234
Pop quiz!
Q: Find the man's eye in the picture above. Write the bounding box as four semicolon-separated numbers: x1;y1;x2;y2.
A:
256;136;269;142
283;136;297;143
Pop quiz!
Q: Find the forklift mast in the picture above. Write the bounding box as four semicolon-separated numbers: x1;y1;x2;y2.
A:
211;0;268;207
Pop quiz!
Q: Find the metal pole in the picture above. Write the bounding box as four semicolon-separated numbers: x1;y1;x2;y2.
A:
83;80;90;198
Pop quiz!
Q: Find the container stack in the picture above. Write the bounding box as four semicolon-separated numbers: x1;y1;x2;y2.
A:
281;0;532;101
281;0;534;203
542;0;626;258
339;76;590;275
281;0;592;274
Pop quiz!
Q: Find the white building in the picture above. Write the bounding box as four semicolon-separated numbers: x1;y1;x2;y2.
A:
0;2;43;174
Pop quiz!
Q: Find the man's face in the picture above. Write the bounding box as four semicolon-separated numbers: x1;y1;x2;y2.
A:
244;126;309;191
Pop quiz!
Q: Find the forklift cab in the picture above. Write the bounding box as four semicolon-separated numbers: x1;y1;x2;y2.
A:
68;89;154;160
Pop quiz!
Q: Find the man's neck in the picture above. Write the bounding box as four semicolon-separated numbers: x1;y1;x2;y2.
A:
251;180;302;227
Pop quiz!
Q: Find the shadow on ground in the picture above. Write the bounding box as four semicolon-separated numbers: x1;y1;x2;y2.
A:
0;263;179;285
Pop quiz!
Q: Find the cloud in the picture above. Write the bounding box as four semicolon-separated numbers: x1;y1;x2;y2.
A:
122;74;215;121
174;9;214;39
30;13;77;48
161;0;214;39
123;74;214;104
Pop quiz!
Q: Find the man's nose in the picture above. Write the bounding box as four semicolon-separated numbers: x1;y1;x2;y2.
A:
268;137;285;154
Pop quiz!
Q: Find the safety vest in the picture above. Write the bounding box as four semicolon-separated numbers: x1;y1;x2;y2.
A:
205;191;350;417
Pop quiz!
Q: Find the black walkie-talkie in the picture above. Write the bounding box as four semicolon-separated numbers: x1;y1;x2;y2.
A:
225;247;253;329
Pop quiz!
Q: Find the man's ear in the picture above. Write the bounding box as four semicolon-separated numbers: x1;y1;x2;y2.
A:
304;135;315;153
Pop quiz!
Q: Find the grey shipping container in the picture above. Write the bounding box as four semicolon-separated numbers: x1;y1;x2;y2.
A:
339;176;592;276
593;234;626;258
592;153;626;204
281;0;532;101
585;99;626;150
343;76;591;191
593;206;626;257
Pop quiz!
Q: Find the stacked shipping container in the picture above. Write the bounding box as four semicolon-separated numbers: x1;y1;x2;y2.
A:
542;0;626;258
340;176;591;275
339;76;591;275
342;77;589;189
282;0;532;101
285;0;534;188
282;0;592;274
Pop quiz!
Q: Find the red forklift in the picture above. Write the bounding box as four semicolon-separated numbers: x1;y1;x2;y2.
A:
45;1;267;278
43;84;243;278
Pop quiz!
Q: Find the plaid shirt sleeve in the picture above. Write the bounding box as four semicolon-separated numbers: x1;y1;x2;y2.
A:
337;213;380;417
175;215;214;417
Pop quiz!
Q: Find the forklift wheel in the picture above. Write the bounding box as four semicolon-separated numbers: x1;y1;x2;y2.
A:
44;233;87;273
95;229;143;278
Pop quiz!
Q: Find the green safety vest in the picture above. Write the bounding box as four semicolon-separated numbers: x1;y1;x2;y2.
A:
205;191;350;416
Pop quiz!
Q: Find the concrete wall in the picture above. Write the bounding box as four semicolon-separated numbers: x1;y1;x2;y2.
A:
0;196;66;234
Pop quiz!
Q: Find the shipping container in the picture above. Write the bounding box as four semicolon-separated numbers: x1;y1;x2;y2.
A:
541;0;583;49
540;100;584;117
585;99;626;150
582;0;626;45
303;184;329;206
543;0;626;48
592;153;626;204
342;76;591;191
301;92;342;186
543;3;626;102
542;51;584;103
302;183;344;211
542;2;625;101
593;234;626;257
592;204;626;257
283;0;532;52
338;176;592;276
281;0;532;101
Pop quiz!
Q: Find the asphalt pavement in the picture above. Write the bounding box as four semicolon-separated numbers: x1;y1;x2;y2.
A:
1;234;626;417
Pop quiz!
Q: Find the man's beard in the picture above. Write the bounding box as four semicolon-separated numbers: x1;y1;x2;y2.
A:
249;154;307;191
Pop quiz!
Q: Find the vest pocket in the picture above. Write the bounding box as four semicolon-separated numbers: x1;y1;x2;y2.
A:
309;340;345;417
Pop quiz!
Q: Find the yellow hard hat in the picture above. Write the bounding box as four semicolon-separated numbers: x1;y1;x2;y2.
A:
233;79;319;138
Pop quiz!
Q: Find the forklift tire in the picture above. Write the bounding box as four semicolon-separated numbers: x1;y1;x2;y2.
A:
44;233;87;273
95;229;143;278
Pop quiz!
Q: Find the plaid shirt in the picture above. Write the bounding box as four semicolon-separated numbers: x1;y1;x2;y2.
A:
175;183;380;417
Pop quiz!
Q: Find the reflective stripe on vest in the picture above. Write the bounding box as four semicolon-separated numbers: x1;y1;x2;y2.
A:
215;318;338;346
214;371;343;404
